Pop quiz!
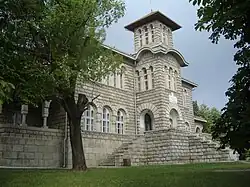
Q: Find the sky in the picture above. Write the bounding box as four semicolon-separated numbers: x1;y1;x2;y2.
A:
104;0;238;110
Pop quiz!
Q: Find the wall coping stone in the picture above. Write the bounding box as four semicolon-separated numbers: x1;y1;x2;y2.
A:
0;123;64;134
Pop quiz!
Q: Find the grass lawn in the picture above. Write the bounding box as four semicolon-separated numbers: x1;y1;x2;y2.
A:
0;162;250;187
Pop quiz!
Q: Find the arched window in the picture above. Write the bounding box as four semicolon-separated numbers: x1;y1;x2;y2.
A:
174;70;178;91
169;67;173;90
138;29;142;47
150;24;154;42
102;107;110;133
196;127;201;133
82;105;95;131
142;68;148;90
170;109;179;128
116;110;124;134
185;122;190;132
136;70;141;91
144;26;149;45
149;66;154;89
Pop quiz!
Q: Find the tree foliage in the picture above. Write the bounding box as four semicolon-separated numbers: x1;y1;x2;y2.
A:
0;0;125;170
193;101;221;133
190;0;250;159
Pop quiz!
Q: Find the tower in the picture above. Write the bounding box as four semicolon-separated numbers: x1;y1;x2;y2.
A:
125;11;181;53
125;11;189;133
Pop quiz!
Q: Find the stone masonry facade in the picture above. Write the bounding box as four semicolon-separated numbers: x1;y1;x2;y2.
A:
0;11;238;168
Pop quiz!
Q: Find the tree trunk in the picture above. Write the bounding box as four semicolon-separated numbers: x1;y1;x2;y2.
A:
61;95;87;171
69;116;87;170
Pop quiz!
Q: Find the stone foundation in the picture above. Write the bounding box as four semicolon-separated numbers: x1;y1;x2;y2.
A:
0;124;64;168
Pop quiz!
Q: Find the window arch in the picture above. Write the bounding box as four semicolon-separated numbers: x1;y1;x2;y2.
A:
142;68;148;90
150;24;154;43
144;26;149;45
149;66;154;89
102;107;111;133
116;110;125;134
136;70;141;91
138;29;143;47
82;105;95;131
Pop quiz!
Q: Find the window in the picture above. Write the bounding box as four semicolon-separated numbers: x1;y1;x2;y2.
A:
136;70;141;91
170;109;179;128
120;66;125;89
196;127;201;133
145;113;152;131
114;72;117;88
82;105;94;131
143;68;148;90
169;67;173;90
183;89;188;106
106;75;110;86
150;24;154;42
163;26;168;44
116;110;124;134
174;70;178;91
102;107;110;133
138;29;143;47
144;26;149;45
185;122;190;132
149;66;154;89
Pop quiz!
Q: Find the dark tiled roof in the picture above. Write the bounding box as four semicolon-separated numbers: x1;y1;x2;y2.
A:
125;11;181;32
181;78;198;88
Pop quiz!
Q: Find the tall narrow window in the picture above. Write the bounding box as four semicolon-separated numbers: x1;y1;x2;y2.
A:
143;68;148;90
136;70;141;91
114;72;116;88
183;89;188;106
116;110;124;134
138;29;142;47
174;70;178;91
106;75;110;86
150;24;154;43
149;66;154;89
163;26;168;44
102;107;110;133
82;105;94;131
169;67;173;90
144;26;149;45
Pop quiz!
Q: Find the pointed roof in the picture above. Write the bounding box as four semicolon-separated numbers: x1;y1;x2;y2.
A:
125;11;181;32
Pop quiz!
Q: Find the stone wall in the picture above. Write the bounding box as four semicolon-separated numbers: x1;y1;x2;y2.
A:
67;131;132;168
0;124;65;168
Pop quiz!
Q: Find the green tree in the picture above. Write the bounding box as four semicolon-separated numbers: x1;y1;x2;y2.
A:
0;0;125;170
190;0;250;158
193;101;221;133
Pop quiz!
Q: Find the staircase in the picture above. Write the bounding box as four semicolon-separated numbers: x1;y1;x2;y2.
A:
99;136;145;166
188;133;232;163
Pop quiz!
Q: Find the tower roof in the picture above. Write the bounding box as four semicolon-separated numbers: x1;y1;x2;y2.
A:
125;11;181;32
